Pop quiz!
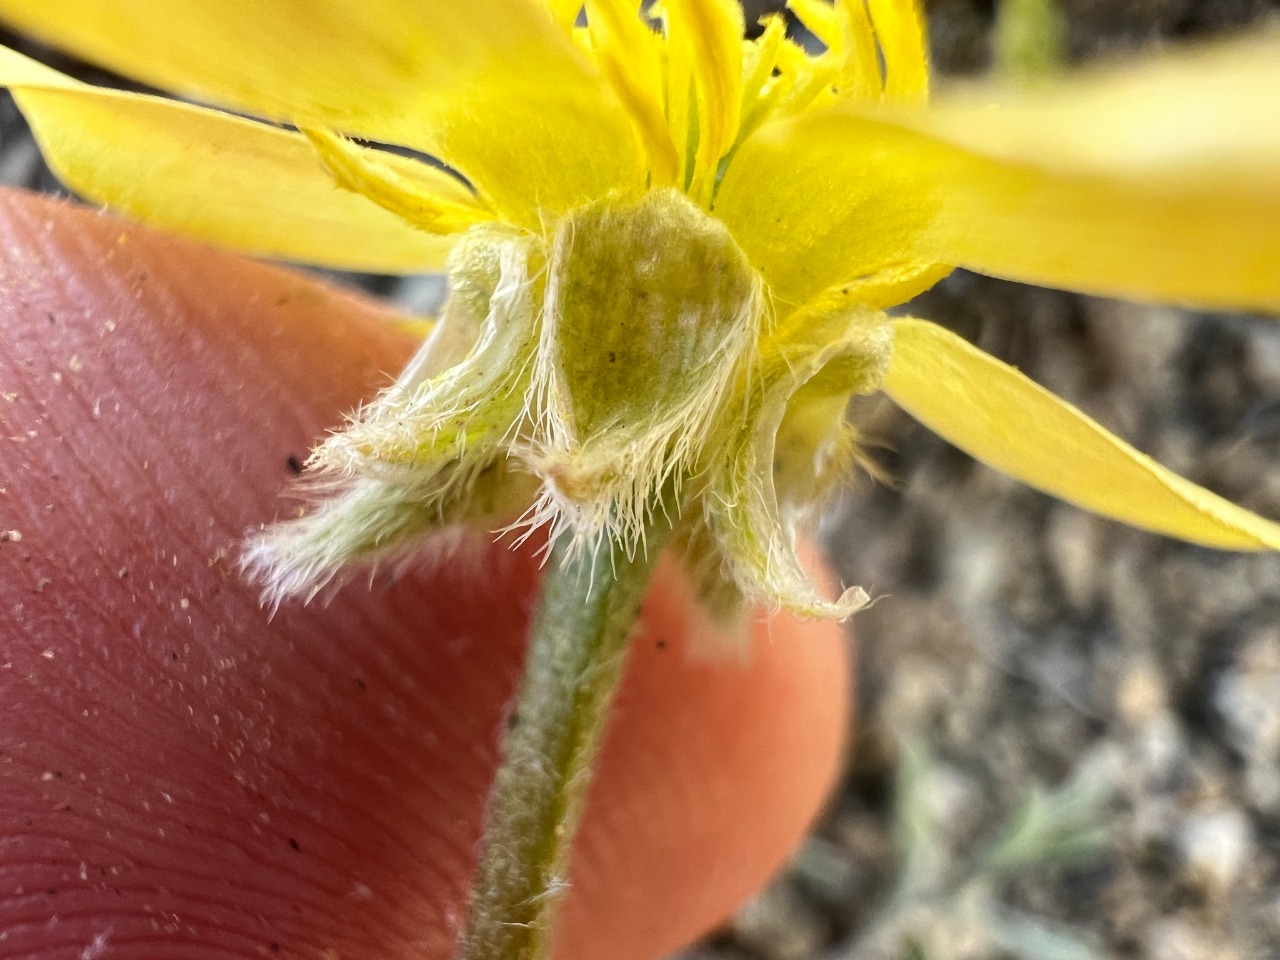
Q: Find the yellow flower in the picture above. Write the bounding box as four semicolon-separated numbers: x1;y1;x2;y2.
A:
2;0;1279;620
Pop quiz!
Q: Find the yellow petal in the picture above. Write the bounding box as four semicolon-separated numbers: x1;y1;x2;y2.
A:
867;0;929;100
1;48;457;272
883;318;1280;550
787;0;839;50
664;0;744;205
585;0;679;185
737;16;788;144
772;34;840;117
878;39;1280;309
547;0;583;29
835;0;880;101
715;109;942;310
302;128;495;235
0;0;643;223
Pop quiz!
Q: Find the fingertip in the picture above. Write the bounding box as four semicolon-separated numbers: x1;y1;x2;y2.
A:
0;189;852;960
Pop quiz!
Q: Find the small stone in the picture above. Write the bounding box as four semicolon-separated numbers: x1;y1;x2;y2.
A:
1176;807;1252;895
1117;658;1167;726
731;882;829;960
1144;916;1237;960
1045;507;1103;612
1244;321;1280;394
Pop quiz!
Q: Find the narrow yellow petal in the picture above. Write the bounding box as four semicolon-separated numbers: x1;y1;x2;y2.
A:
301;129;494;235
737;16;789;144
715;110;942;309
586;0;680;185
867;0;929;100
0;0;643;223
884;318;1280;550
772;35;840;116
874;39;1280;309
787;0;840;50
547;0;583;29
0;49;455;272
835;0;881;101
664;0;744;205
665;23;697;188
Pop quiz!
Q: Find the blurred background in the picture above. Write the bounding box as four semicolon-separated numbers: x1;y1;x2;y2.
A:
4;2;1280;958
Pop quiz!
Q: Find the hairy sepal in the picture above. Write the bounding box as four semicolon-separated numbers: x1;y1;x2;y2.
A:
325;234;539;475
246;229;542;602
705;309;892;619
527;188;762;554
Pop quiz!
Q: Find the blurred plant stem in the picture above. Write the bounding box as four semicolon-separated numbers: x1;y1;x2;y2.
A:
995;0;1067;80
834;740;1119;960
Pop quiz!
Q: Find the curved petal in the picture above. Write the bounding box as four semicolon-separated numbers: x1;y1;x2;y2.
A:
725;38;1280;312
786;38;1280;310
905;39;1280;309
866;0;929;100
883;318;1280;550
1;49;459;272
585;0;679;185
0;0;644;223
714;109;943;310
665;0;743;205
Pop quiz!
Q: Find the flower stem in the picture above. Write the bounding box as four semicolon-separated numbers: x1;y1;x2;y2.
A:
458;523;670;960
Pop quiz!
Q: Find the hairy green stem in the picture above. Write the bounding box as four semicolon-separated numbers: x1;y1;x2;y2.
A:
458;524;670;960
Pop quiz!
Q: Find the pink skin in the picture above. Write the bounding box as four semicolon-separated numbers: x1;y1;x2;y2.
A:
0;189;850;960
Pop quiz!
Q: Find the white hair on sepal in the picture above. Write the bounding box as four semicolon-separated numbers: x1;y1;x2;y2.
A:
517;188;765;560
316;236;542;482
242;461;539;610
244;230;550;607
701;313;894;621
